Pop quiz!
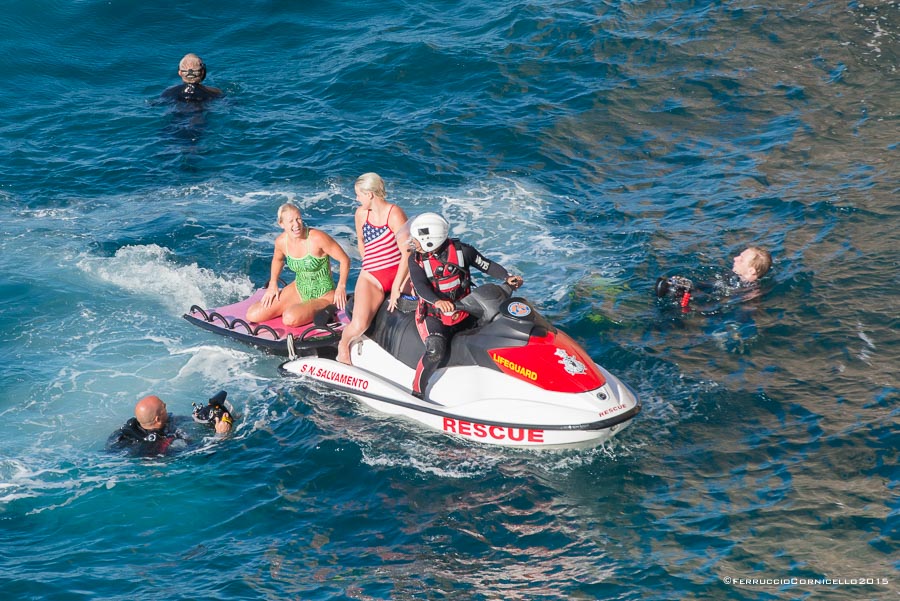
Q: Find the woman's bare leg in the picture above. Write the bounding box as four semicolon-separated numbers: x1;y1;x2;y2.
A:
282;291;335;327
246;283;300;323
337;272;384;364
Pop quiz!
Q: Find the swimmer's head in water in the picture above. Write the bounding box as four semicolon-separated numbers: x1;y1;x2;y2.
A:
135;395;168;430
732;247;772;283
178;53;207;84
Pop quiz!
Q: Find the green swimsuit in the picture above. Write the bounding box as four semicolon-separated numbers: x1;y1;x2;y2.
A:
285;230;335;301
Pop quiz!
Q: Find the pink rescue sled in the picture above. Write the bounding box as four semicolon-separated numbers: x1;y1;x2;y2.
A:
183;288;347;356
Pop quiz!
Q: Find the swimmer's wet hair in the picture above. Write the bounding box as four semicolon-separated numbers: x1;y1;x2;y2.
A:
747;246;772;278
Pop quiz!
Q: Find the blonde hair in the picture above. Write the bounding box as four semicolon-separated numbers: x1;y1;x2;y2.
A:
276;202;301;225
355;172;386;199
747;246;772;278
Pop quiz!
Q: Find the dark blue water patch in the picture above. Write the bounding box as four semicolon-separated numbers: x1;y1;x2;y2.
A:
88;215;208;257
866;387;899;411
0;278;31;316
773;82;807;101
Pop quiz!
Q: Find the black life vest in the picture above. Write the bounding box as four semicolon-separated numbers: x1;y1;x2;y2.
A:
415;239;471;326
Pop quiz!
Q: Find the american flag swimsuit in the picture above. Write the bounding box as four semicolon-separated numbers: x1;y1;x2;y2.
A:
361;205;402;292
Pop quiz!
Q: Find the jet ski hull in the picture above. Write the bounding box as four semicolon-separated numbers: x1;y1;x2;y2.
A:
280;343;640;449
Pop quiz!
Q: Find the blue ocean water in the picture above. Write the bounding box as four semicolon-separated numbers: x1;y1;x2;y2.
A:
1;0;897;599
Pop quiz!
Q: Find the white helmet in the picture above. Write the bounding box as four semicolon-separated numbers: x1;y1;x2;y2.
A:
409;213;449;252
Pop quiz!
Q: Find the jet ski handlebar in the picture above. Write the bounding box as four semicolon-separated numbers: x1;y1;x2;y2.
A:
456;283;514;323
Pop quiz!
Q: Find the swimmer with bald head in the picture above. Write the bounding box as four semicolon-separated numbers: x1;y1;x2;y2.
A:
107;393;231;457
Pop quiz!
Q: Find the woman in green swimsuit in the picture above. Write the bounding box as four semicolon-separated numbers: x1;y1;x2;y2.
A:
246;203;350;327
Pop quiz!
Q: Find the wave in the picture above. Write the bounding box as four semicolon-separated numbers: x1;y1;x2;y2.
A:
76;243;254;314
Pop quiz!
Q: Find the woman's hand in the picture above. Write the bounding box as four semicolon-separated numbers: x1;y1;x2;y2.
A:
387;285;402;312
261;284;280;307
334;283;347;311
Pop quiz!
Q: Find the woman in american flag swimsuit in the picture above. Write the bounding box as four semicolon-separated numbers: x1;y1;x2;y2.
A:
337;173;410;364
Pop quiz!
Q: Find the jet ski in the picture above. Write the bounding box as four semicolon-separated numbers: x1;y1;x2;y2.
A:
279;284;640;449
183;288;346;356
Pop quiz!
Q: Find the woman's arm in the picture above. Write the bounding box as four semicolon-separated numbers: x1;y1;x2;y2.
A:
387;205;411;310
316;230;351;310
354;208;366;260
260;233;287;307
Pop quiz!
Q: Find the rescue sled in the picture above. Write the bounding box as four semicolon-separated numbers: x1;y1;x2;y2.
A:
279;284;640;449
183;288;345;356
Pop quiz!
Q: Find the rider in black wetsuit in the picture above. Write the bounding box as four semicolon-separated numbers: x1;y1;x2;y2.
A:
160;53;222;103
406;213;523;398
106;393;232;457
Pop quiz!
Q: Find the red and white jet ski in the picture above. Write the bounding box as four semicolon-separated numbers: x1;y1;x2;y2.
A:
279;284;640;449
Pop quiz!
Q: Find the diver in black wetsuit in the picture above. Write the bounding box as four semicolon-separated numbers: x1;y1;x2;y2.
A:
106;392;232;457
654;247;774;352
160;53;222;103
655;246;773;309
